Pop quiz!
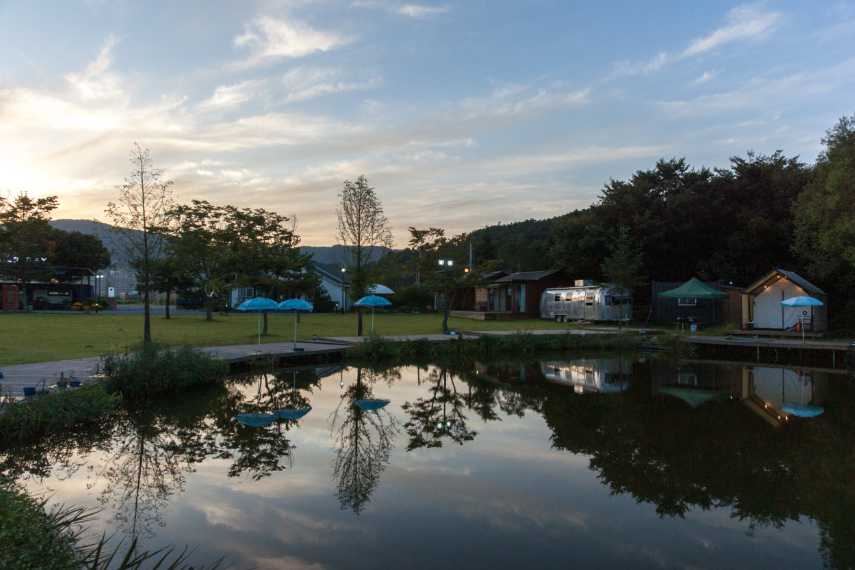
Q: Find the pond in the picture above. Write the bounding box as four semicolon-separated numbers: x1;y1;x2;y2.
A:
4;355;855;569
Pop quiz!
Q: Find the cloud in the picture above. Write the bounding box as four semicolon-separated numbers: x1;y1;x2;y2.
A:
458;84;591;120
64;35;124;101
682;3;781;58
198;79;266;111
609;3;781;78
692;71;716;85
281;67;381;103
352;1;450;18
659;57;855;117
397;4;450;18
233;16;349;67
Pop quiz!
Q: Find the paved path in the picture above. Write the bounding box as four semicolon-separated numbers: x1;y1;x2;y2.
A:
0;341;348;397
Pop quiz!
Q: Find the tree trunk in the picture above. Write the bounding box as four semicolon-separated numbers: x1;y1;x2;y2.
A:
263;311;269;336
205;298;214;322
143;285;152;343
442;302;450;334
357;311;364;337
165;289;171;319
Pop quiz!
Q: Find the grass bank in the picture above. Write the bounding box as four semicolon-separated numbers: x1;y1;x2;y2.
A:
0;312;581;365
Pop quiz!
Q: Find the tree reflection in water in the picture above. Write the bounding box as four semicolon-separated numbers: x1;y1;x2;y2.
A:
331;367;399;515
402;367;477;450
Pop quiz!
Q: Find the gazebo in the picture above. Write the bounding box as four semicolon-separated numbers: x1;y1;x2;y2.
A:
657;277;727;328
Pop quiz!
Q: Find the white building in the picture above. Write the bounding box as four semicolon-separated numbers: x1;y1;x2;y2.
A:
741;269;828;332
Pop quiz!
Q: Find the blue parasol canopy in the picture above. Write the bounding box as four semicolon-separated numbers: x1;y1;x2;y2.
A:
278;298;314;312
783;404;825;418
237;297;279;312
275;406;312;421
234;412;277;428
354;398;391;411
354;295;392;308
781;296;824;307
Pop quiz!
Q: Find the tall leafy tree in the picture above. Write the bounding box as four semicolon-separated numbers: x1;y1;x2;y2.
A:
336;175;393;336
794;115;855;323
106;144;175;343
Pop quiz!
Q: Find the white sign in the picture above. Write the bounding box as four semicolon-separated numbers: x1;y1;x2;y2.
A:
107;286;116;298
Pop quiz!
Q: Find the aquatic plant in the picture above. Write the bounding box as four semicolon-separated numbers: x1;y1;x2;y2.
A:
0;384;119;446
103;344;228;401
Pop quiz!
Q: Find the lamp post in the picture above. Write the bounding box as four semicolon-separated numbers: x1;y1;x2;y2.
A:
437;259;456;334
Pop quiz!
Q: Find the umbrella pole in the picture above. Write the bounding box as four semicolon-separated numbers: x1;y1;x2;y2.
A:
372;308;375;333
258;314;262;345
293;312;298;351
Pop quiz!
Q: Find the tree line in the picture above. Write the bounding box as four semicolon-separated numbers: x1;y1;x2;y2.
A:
373;115;855;329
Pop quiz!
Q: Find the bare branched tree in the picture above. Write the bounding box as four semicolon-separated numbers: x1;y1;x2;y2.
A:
336;176;393;336
106;143;175;343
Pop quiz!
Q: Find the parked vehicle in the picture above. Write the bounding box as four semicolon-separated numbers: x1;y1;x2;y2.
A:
539;283;632;322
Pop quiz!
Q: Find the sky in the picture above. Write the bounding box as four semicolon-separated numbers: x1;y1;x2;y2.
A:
1;0;854;245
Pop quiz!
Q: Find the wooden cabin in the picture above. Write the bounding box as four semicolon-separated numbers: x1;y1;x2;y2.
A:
487;270;567;317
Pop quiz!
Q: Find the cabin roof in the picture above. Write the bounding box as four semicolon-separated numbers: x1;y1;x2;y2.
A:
493;269;560;283
745;268;825;296
312;262;350;285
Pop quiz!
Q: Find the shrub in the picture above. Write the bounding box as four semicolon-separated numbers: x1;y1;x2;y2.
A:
0;480;80;568
0;384;119;445
103;344;228;402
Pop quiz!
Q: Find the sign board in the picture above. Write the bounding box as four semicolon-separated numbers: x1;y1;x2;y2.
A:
107;286;116;298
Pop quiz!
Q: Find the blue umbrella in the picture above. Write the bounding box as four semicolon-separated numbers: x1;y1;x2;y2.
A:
781;296;824;307
237;297;279;344
781;296;823;342
354;398;390;412
354;295;392;333
278;298;314;350
234;412;277;428
782;404;825;418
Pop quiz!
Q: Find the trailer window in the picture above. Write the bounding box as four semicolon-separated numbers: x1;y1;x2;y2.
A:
678;297;697;307
554;295;561;302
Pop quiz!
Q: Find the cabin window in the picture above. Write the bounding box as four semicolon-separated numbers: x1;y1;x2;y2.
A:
677;297;697;307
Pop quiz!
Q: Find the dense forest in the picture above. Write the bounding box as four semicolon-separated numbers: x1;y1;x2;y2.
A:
374;115;855;328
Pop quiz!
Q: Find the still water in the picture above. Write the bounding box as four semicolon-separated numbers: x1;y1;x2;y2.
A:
5;355;855;569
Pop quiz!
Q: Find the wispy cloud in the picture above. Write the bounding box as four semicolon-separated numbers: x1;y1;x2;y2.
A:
233;16;350;68
458;83;591;120
692;70;716;85
682;3;781;57
610;3;781;78
198;79;266;111
64;35;124;101
352;1;450;19
281;66;382;103
397;4;450;18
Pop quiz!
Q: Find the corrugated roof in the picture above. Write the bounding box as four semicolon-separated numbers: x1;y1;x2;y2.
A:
493;269;559;283
745;268;825;296
312;262;350;285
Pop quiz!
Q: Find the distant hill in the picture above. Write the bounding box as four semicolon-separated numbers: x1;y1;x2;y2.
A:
50;219;392;268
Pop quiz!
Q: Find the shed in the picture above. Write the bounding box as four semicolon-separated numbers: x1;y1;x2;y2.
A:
741;269;827;332
488;270;567;316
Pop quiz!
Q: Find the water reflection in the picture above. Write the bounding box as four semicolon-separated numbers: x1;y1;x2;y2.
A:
2;357;854;569
331;367;399;514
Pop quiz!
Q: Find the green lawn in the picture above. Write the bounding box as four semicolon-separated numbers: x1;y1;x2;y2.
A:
0;312;578;365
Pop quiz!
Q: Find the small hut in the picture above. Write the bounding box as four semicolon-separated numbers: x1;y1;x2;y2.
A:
656;278;727;327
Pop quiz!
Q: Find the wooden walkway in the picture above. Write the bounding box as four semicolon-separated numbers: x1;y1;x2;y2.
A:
686;335;855;351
